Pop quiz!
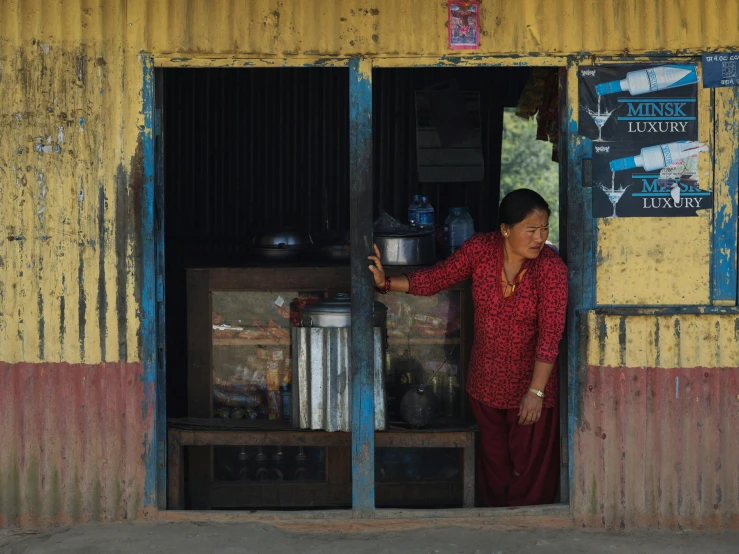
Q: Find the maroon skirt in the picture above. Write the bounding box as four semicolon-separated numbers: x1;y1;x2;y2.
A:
470;397;560;507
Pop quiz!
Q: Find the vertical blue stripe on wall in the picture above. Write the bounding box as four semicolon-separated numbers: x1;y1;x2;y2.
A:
712;87;739;304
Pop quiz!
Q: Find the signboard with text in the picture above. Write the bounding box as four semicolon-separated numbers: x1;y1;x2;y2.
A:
702;53;739;88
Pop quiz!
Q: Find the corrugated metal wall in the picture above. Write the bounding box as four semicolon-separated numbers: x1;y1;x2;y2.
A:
0;0;737;529
574;313;739;529
136;0;739;57
163;68;351;259
0;362;153;527
0;20;143;366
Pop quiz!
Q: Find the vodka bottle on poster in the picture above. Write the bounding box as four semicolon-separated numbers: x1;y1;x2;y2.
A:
609;141;708;172
408;194;421;226
595;65;698;96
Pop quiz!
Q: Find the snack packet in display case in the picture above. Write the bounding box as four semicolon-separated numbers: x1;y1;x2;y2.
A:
267;391;282;420
257;348;284;362
266;361;281;391
283;357;293;387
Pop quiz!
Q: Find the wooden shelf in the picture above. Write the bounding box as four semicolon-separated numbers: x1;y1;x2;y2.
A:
387;337;461;345
207;480;463;509
209;481;347;509
213;338;290;346
213;337;460;346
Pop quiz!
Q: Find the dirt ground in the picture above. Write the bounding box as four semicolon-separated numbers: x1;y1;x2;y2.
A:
2;521;738;554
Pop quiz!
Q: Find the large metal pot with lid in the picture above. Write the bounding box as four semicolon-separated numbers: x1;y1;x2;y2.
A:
300;293;388;328
373;212;436;266
293;293;387;432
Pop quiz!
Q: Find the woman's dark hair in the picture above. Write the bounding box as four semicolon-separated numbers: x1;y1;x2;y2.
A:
498;188;551;227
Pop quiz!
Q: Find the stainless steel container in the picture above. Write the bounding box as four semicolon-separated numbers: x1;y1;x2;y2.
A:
375;232;435;266
300;293;387;328
292;294;387;432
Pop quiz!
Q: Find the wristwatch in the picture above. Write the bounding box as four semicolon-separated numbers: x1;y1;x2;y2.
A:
528;387;545;399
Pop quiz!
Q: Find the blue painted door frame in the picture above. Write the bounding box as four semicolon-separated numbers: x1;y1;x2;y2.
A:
349;57;376;514
142;57;166;509
140;56;608;515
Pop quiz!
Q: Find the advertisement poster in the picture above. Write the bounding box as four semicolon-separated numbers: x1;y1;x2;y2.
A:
448;1;480;50
579;64;712;218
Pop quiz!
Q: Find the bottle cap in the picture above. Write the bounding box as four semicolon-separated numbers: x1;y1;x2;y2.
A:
595;80;623;96
609;156;637;172
421;196;429;202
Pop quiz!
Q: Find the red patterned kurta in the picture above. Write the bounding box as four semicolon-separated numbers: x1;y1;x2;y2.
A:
407;232;568;410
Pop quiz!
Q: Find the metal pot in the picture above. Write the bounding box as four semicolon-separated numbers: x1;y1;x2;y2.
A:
375;231;435;266
317;244;351;263
301;293;388;328
249;246;305;261
250;230;312;261
252;230;313;248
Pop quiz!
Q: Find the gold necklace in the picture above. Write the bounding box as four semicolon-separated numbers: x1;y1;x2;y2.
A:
500;243;526;299
501;267;525;297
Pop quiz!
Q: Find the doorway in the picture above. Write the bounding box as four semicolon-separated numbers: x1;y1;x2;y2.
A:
156;63;570;510
371;66;568;506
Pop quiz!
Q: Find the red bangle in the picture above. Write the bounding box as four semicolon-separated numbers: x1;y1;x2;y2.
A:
375;277;392;295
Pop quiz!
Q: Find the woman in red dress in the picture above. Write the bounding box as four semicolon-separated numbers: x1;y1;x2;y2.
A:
369;189;567;507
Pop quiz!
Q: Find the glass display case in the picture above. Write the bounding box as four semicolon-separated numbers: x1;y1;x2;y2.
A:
374;285;470;507
210;291;327;486
379;288;467;425
181;267;474;510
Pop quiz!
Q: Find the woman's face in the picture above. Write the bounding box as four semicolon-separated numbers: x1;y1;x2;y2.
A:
501;209;550;260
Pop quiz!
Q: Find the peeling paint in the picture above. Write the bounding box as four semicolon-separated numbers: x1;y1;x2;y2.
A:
585;313;739;370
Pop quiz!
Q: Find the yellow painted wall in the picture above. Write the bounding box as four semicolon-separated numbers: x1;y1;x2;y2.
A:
137;0;739;58
0;1;144;365
584;312;739;369
1;0;738;365
596;215;712;305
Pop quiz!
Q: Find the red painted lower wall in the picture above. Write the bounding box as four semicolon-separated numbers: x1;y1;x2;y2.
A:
0;362;153;527
573;365;739;530
5;361;738;528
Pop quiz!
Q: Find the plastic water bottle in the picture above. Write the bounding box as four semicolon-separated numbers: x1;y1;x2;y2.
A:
407;194;421;226
416;196;435;229
595;64;698;96
448;207;474;253
609;140;708;172
443;208;458;249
